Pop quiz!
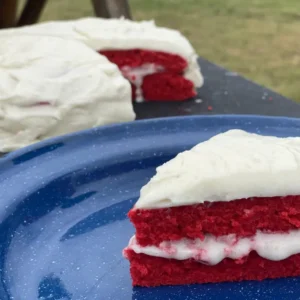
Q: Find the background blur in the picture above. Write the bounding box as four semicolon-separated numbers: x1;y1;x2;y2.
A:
23;0;300;102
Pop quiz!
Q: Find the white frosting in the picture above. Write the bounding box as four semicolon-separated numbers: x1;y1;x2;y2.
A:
0;35;135;152
0;18;203;88
126;230;300;265
121;64;164;102
135;130;300;209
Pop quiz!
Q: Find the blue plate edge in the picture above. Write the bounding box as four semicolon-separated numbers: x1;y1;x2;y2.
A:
1;114;300;165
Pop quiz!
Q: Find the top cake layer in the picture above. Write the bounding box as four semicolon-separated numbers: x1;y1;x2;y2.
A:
0;35;134;151
0;18;203;87
135;130;300;209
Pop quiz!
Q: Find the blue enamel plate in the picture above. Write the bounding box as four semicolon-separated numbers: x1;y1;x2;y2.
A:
1;115;300;300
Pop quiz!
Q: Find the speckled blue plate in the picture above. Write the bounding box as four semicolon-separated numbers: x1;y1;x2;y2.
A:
1;115;300;300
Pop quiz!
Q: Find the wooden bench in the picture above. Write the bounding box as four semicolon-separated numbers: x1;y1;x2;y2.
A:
0;0;131;29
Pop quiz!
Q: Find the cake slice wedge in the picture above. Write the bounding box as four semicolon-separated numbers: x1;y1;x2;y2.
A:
124;130;300;287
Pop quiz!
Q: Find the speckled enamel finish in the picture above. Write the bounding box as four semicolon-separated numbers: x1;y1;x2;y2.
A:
0;115;300;300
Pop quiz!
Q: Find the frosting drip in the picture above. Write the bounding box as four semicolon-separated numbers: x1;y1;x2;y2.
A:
126;230;300;265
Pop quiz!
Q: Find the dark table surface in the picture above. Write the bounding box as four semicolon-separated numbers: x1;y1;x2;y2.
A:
134;57;300;119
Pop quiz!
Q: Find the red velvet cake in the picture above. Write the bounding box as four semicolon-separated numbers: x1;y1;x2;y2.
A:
99;49;197;102
72;18;204;102
124;130;300;287
0;18;204;102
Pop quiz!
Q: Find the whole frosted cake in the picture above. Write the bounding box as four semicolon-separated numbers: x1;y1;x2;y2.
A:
124;130;300;286
0;35;135;152
0;18;203;102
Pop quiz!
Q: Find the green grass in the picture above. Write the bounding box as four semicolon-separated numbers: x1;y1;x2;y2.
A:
26;0;300;101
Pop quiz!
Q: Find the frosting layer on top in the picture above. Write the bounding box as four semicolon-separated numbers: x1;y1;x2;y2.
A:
0;18;203;87
0;35;134;152
135;130;300;209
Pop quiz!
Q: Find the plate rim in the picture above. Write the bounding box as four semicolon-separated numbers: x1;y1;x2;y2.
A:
2;114;300;165
1;114;300;299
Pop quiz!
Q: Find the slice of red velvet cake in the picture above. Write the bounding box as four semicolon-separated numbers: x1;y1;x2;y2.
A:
0;18;203;102
124;129;300;287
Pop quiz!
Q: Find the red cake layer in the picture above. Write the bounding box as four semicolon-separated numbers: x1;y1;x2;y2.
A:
99;49;195;102
99;49;187;73
129;195;300;246
130;73;195;101
142;72;195;101
125;249;300;287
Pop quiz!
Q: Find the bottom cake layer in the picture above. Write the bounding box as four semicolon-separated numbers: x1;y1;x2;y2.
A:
125;249;300;287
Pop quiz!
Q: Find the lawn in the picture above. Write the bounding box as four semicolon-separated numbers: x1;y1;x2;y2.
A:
33;0;300;102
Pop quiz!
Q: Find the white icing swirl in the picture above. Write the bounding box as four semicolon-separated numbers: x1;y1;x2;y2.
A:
0;35;135;152
126;230;300;265
135;130;300;209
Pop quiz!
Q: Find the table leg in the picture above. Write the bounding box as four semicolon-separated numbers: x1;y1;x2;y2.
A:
91;0;132;19
0;0;17;28
17;0;47;26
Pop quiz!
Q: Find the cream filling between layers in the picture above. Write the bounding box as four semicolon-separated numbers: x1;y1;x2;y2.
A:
121;64;164;102
126;230;300;265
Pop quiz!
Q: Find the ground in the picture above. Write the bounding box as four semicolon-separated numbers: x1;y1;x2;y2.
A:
24;0;300;102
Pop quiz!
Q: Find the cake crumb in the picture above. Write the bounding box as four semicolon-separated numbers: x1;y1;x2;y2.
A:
195;98;203;104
